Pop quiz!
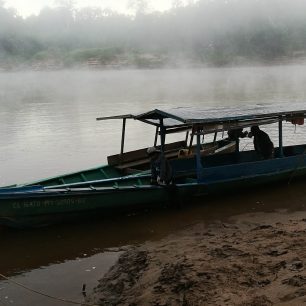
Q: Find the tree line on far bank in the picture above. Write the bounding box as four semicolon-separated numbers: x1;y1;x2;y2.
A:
1;0;306;69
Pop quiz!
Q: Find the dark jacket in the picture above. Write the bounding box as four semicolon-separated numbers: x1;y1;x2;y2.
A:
253;129;274;159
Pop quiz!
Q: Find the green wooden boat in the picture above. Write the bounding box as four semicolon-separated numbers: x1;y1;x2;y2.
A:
1;105;306;228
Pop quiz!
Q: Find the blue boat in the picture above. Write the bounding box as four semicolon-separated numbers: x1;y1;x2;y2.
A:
1;105;306;228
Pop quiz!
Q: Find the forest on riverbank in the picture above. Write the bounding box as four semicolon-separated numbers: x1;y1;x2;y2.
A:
1;0;306;70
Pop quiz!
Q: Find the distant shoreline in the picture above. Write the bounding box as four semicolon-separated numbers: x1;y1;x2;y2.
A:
1;56;306;72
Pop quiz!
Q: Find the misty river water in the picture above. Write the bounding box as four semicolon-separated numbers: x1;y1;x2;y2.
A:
1;65;306;305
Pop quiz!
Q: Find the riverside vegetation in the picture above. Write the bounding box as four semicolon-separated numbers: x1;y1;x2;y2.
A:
1;0;306;70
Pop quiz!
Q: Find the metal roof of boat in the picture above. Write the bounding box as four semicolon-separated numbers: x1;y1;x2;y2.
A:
97;104;306;128
136;105;306;124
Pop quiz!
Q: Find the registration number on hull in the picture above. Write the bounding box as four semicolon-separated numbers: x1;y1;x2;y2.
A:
12;198;87;209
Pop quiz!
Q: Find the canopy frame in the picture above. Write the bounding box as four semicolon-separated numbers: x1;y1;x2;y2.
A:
97;106;306;181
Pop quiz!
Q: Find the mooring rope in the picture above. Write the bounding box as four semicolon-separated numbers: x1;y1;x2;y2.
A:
241;142;251;151
0;273;98;306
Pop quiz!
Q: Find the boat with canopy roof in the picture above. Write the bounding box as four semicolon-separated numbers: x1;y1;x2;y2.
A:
1;105;306;228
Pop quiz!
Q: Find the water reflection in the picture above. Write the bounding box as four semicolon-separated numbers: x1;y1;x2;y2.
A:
1;179;306;276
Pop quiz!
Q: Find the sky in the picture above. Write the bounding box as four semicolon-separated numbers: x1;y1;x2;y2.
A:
3;0;187;17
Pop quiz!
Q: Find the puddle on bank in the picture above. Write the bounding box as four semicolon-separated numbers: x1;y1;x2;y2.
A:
0;252;120;306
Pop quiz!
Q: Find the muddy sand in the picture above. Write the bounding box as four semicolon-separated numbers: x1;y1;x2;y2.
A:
87;210;306;305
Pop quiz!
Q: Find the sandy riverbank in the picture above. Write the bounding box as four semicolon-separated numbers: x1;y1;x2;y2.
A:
87;210;306;305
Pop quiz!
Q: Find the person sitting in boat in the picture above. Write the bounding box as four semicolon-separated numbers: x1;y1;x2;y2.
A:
147;147;173;185
227;128;248;141
249;126;274;159
227;128;248;152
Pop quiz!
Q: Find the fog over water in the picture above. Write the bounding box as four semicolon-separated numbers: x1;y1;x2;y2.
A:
3;0;306;68
2;1;306;305
1;65;306;186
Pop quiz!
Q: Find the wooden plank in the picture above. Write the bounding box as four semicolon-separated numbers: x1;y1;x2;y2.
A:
107;141;185;166
96;114;133;121
214;142;236;154
115;150;179;169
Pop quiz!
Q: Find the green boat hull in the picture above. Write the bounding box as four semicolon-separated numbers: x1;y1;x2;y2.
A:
2;144;306;228
1;167;306;228
0;185;182;228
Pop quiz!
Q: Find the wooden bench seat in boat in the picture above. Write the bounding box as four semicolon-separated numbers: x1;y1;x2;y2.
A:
107;141;186;169
178;141;235;159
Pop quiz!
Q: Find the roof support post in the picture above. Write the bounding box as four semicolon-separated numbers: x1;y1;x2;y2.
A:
213;132;217;144
188;133;194;154
120;118;126;156
196;130;203;182
159;118;166;153
185;131;189;146
235;138;240;153
278;116;284;158
154;126;159;147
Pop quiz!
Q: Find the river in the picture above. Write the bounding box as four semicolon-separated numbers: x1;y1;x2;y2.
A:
1;65;306;305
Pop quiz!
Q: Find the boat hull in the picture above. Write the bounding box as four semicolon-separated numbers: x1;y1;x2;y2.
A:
0;185;178;228
1;168;305;228
2;146;306;228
